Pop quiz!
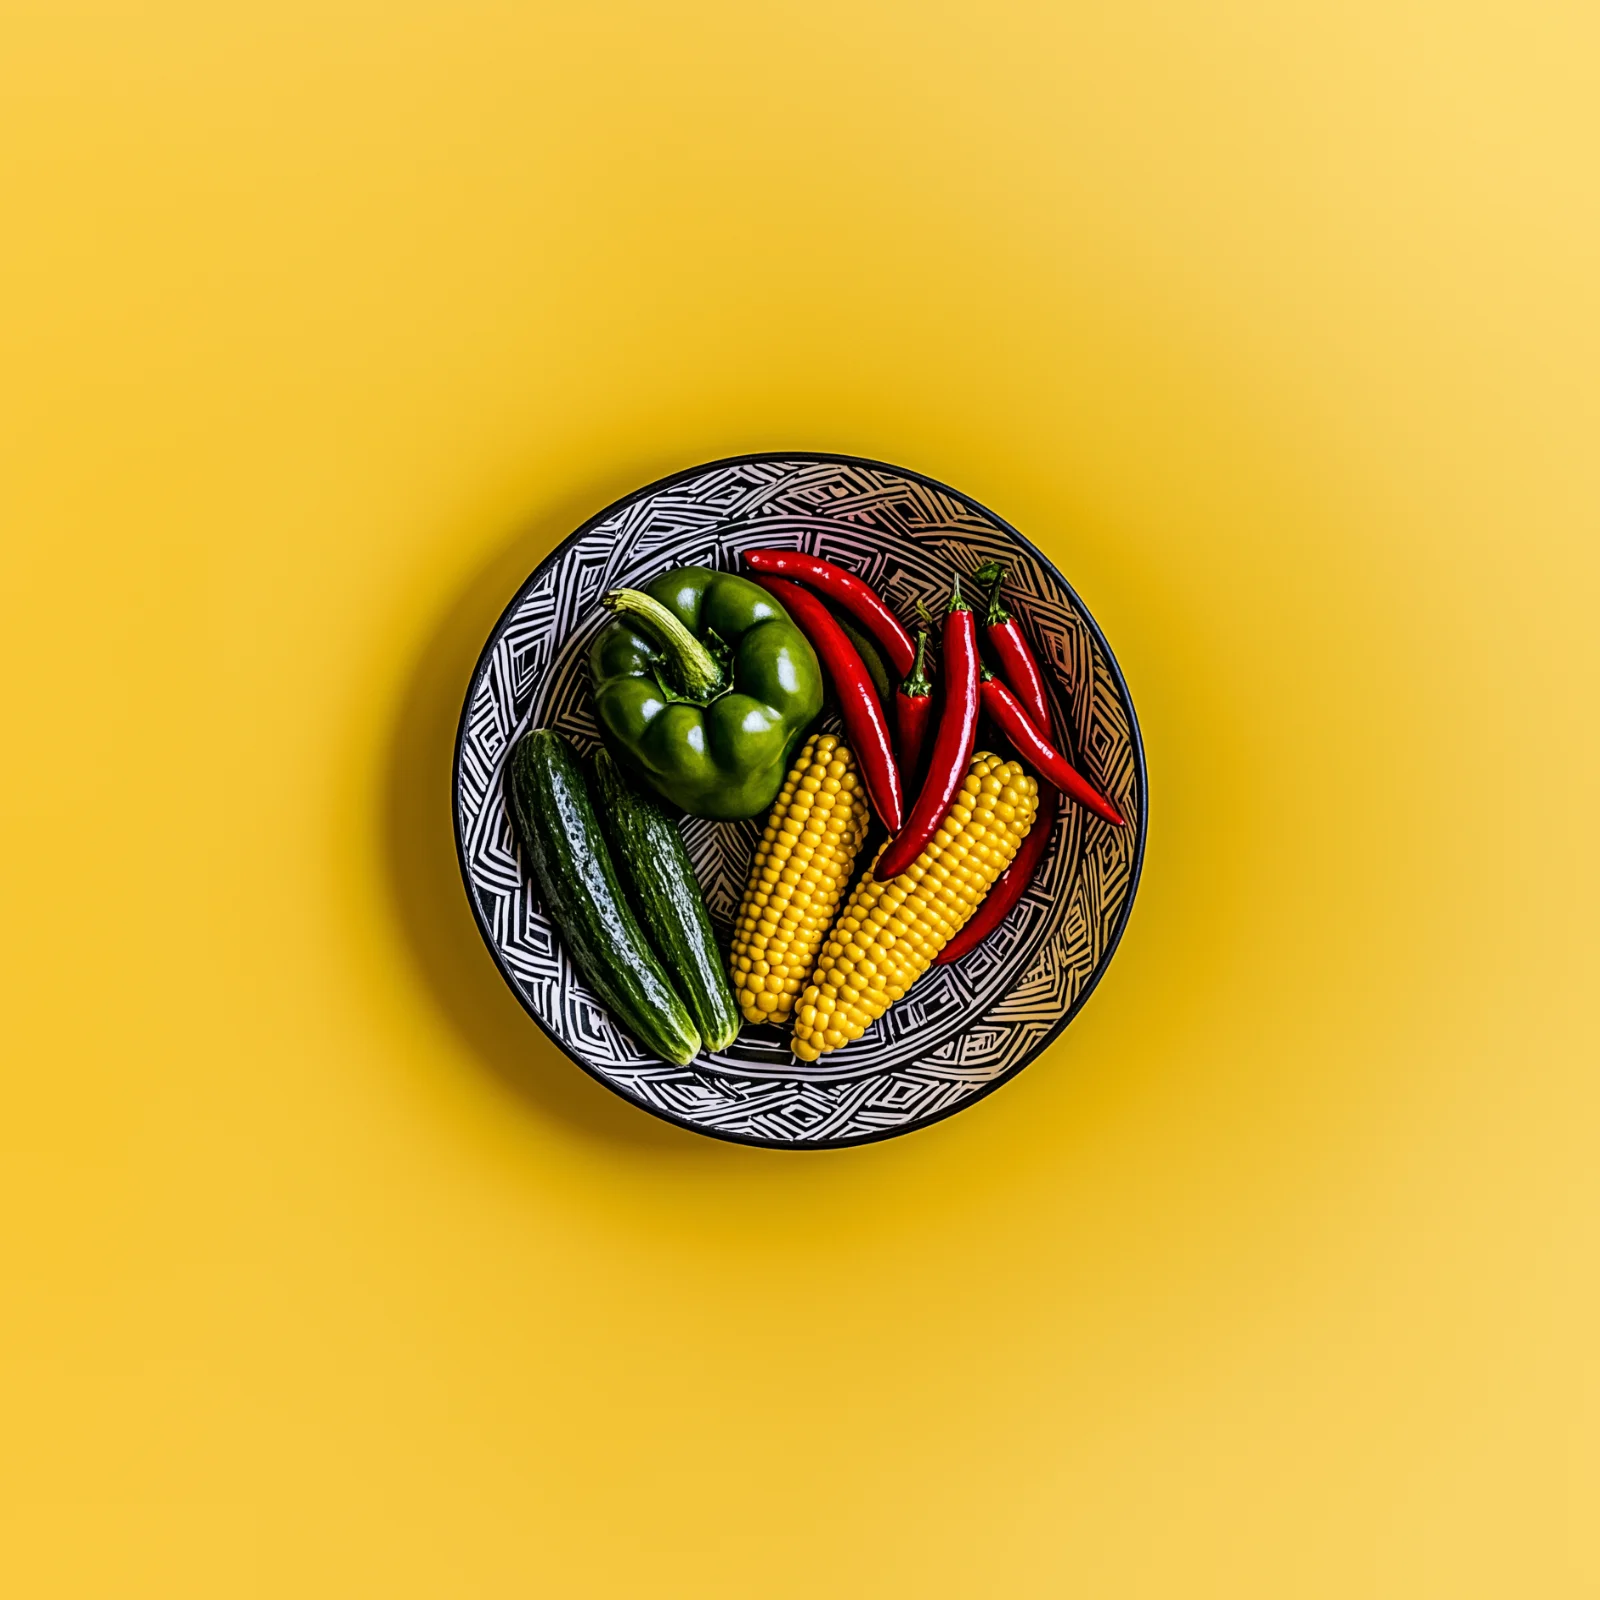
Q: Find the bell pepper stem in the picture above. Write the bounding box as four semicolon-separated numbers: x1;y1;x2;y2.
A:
602;588;727;701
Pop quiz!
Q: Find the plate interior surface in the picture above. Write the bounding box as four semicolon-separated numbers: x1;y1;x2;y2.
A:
454;455;1145;1147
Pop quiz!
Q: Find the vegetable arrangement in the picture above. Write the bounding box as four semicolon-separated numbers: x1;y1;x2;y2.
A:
505;545;1126;1068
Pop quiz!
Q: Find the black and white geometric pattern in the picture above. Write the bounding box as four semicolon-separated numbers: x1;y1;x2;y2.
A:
453;454;1147;1147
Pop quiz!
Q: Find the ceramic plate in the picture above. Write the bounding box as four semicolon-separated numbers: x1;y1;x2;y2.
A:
454;454;1146;1147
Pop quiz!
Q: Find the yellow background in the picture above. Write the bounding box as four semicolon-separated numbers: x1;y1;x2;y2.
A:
2;0;1596;1593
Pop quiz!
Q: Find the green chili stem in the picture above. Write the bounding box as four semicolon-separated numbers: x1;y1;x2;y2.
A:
902;627;933;698
602;588;726;700
973;560;1011;626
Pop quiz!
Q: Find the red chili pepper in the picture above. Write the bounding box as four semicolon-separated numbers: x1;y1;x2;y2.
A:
971;560;1051;736
742;550;916;678
934;791;1058;965
874;578;979;881
894;621;934;779
980;671;1126;826
939;562;1074;965
749;575;903;833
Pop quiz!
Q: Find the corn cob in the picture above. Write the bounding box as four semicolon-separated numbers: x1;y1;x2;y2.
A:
791;753;1039;1062
729;733;872;1026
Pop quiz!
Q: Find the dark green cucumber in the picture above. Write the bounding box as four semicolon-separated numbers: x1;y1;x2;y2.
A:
591;748;741;1053
505;730;701;1066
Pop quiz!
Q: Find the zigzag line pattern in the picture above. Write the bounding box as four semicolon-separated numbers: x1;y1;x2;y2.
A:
455;457;1144;1146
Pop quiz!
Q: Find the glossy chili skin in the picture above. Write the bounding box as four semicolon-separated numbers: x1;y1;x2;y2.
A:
749;575;903;832
742;550;916;677
589;566;823;820
973;560;1051;733
980;672;1126;826
894;626;933;781
874;580;979;882
938;560;1061;961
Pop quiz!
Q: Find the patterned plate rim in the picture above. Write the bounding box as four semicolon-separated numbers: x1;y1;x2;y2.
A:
451;451;1149;1150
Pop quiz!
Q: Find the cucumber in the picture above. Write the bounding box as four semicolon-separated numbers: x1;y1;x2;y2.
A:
592;748;741;1053
505;730;701;1066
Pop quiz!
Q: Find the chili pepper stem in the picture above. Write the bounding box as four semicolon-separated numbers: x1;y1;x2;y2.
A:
973;560;1011;627
902;627;932;698
602;588;726;702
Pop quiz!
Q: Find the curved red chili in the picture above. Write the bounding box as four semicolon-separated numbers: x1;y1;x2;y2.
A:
939;562;1068;963
935;792;1058;965
742;550;916;678
894;624;933;780
749;575;903;832
874;578;979;882
972;560;1051;736
980;671;1126;826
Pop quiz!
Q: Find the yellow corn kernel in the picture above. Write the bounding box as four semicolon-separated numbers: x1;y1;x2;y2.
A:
728;733;872;1026
790;754;1039;1062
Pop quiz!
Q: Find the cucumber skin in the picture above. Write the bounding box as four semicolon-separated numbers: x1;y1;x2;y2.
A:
505;730;701;1066
592;748;741;1053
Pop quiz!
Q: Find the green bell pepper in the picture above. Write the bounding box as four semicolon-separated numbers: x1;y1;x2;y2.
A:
589;566;823;820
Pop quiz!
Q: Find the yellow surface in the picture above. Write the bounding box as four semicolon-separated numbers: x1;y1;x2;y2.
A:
1;0;1596;1593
